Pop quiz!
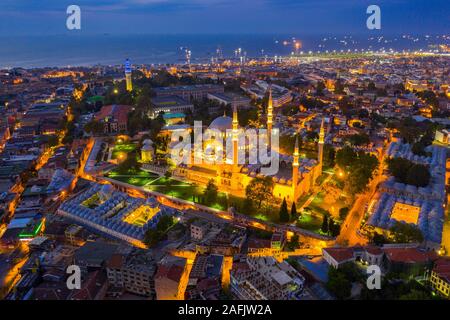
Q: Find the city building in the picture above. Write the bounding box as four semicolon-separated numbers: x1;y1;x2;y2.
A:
153;84;224;102
94;105;131;134
430;258;450;299
150;96;194;118
106;250;157;297
125;59;133;92
172;92;325;203
230;256;306;300
368;142;447;249
141;139;154;163
57;183;177;247
206;92;251;110
155;256;188;300
190;220;210;240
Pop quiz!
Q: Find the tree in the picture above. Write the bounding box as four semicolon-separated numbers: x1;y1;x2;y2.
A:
386;157;430;187
290;202;298;221
203;179;219;205
245;177;274;209
84;119;104;136
399;290;433;300
337;149;378;194
346;133;370;146
335;146;357;169
405;164;430;188
371;232;388;245
339;207;349;221
287;234;300;251
279;198;290;223
116;156;140;175
386;157;411;183
326;268;352;300
411;142;429;157
143;215;174;247
321;214;329;234
324;144;336;167
329;218;341;237
390;222;424;243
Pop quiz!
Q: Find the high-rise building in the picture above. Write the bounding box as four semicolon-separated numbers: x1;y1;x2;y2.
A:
318;117;325;175
125;59;132;92
267;86;273;144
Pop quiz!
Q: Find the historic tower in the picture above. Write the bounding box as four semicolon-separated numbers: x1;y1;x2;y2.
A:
292;135;300;199
267;86;273;145
318;117;325;174
125;58;133;92
232;104;239;173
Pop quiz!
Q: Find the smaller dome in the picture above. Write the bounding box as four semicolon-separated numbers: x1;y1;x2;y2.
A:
209;115;233;132
143;139;153;146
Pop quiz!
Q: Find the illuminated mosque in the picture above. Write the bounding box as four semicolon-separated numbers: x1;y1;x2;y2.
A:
172;87;325;203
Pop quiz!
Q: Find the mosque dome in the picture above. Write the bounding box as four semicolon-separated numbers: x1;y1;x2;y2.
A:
208;115;233;132
143;139;153;146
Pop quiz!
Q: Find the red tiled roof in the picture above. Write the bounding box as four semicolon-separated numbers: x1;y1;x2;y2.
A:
106;253;125;269
33;282;71;300
247;238;271;249
70;270;107;300
364;246;383;256
231;262;251;273
323;247;355;263
197;278;220;291
156;264;184;283
382;247;437;264
95;105;131;125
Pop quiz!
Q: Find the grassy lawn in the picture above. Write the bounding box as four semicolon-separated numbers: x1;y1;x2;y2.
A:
296;213;323;233
111;143;137;159
106;169;160;187
307;189;348;221
146;181;203;200
145;177;231;211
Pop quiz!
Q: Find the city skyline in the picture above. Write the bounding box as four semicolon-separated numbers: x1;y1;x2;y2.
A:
0;0;449;305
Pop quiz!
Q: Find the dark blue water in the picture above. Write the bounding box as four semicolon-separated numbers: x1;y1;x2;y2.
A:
0;34;447;68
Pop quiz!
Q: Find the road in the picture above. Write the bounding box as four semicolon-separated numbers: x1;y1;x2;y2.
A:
336;191;370;246
441;208;450;256
336;145;386;246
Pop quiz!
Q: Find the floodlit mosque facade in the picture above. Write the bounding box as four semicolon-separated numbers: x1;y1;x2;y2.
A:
172;87;325;203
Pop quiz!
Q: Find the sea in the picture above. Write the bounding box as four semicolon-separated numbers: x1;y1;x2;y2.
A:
0;33;447;69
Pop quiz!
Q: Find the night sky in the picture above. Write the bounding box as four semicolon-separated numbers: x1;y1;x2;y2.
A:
0;0;448;35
